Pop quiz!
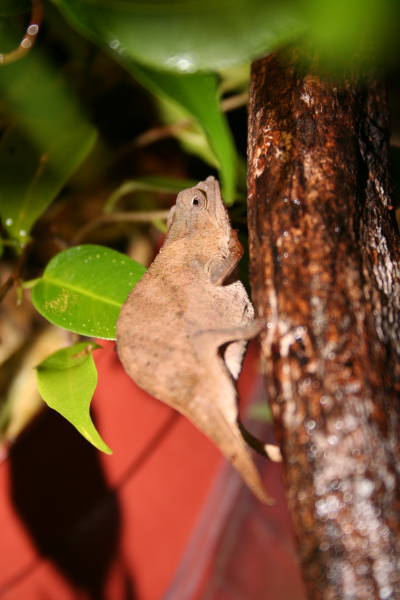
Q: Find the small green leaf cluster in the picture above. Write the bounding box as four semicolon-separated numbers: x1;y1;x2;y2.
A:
31;244;146;452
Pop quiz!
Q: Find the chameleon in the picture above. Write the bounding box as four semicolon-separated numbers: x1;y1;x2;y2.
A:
117;176;272;503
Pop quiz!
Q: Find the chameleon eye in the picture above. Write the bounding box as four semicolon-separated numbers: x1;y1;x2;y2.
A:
191;192;206;209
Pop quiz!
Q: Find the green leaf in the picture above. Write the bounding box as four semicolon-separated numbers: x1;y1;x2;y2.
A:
155;92;220;176
53;0;399;79
0;126;95;244
120;64;238;203
50;2;244;202
53;0;302;73
31;245;146;339
36;342;112;454
0;37;96;243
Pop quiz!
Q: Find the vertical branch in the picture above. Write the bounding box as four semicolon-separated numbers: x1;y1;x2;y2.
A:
247;50;400;598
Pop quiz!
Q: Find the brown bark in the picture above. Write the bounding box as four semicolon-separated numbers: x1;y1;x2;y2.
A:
247;50;400;599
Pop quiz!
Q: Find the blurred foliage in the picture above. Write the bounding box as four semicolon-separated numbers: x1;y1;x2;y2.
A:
0;0;399;451
54;0;302;73
127;64;239;202
0;1;30;16
0;24;96;243
301;0;399;73
53;0;399;74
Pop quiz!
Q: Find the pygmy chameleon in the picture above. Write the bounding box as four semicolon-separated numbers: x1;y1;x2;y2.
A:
117;176;272;503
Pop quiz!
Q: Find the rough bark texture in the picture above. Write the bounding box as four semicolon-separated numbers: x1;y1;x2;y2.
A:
247;51;400;600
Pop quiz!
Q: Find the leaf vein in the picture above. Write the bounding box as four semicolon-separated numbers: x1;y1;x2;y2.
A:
42;275;123;308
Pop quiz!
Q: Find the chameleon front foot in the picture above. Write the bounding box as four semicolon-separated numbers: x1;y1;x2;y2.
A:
238;421;282;462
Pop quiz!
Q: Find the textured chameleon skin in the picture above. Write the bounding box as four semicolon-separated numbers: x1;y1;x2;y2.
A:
117;177;270;503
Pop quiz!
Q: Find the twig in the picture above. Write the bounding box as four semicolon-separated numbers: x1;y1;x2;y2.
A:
0;241;32;305
0;0;43;66
71;210;170;245
122;90;249;153
133;120;192;149
221;90;249;112
0;276;15;304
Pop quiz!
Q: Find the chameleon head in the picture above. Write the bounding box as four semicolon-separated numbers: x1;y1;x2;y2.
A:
167;176;231;240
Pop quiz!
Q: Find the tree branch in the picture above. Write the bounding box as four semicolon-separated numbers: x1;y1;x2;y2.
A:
248;50;400;598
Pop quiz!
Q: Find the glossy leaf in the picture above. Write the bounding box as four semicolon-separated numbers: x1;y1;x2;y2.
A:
0;125;95;244
53;0;302;73
51;3;245;202
53;0;399;79
116;63;238;203
0;36;96;243
154;92;220;179
36;342;112;453
31;245;146;339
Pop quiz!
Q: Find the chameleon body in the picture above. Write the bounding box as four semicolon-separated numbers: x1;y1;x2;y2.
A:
117;176;271;503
